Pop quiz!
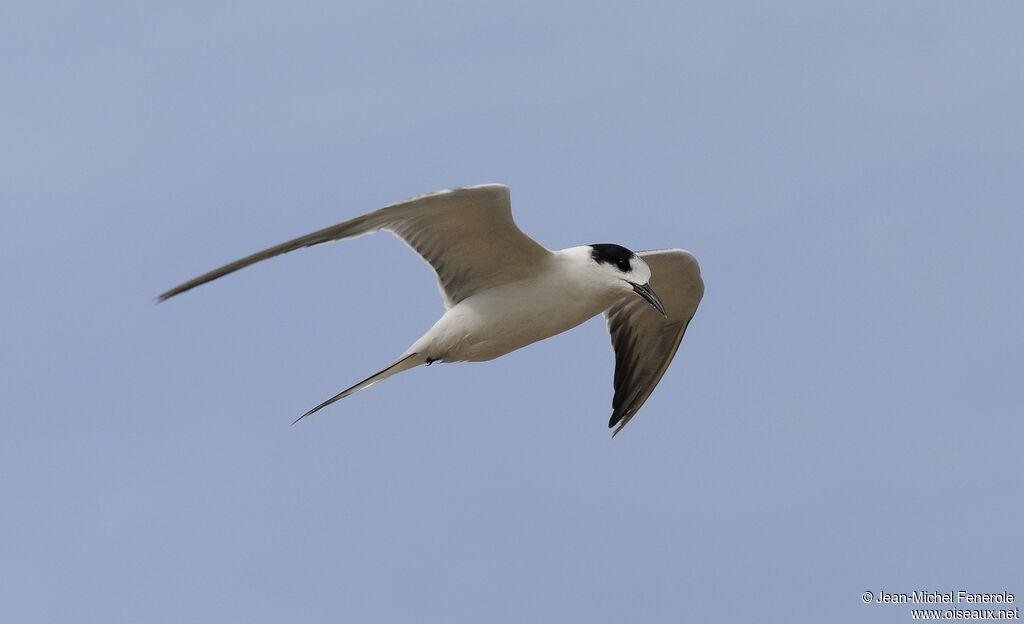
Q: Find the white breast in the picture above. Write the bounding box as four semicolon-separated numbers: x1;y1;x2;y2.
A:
410;251;620;362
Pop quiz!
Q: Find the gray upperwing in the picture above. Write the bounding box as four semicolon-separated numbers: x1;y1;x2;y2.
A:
157;184;551;307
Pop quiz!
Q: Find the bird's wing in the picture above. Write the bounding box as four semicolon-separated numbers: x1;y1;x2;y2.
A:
157;184;551;306
604;249;704;436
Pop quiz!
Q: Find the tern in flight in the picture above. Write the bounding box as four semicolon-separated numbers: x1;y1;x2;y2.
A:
159;184;704;435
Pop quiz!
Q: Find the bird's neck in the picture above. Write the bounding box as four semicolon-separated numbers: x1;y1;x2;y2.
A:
552;247;624;306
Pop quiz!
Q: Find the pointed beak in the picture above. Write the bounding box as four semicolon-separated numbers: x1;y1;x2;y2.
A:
631;282;667;317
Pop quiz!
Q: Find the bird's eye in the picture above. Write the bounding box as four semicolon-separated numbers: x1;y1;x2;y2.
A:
617;259;630;272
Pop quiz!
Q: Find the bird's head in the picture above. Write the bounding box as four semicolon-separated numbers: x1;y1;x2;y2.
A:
587;243;666;316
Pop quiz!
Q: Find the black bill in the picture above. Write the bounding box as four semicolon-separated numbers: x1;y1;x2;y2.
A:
631;282;667;317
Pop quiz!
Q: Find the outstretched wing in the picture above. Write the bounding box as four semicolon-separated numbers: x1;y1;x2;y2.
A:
157;184;551;307
604;249;704;436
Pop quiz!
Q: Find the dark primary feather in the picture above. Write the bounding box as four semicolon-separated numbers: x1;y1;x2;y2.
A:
604;249;704;436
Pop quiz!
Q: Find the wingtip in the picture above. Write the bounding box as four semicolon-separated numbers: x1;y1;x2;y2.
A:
608;410;632;437
608;416;621;437
291;403;322;426
155;285;184;303
608;410;624;429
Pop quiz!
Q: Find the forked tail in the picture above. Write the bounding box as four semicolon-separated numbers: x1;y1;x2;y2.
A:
292;352;424;424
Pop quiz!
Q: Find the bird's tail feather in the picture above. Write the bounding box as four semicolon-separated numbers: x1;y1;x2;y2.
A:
292;352;423;424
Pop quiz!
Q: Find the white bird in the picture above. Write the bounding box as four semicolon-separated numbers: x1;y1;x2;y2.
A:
159;184;704;435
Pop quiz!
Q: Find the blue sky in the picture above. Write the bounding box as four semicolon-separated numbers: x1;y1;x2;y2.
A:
2;2;1021;622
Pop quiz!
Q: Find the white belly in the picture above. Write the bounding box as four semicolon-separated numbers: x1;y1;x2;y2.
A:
412;274;618;362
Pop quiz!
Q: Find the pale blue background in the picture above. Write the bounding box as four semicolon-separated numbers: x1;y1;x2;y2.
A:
2;2;1021;622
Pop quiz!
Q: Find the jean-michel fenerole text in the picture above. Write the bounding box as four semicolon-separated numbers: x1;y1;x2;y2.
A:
876;590;1014;605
